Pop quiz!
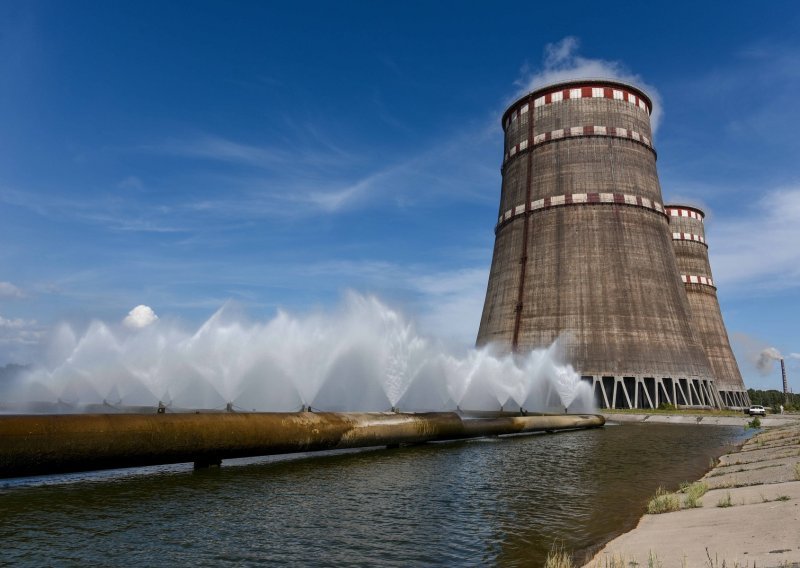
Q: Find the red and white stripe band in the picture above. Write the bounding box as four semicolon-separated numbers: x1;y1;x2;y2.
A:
666;207;704;221
671;232;706;245
504;85;651;128
682;274;715;288
504;126;653;163
497;192;665;228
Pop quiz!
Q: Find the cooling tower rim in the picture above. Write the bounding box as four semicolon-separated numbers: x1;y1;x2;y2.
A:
665;203;706;218
502;78;653;126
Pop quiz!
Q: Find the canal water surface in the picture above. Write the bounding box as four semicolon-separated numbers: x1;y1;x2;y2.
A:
0;423;749;566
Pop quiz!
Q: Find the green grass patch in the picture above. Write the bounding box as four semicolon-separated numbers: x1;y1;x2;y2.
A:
679;481;708;508
544;543;573;568
717;492;733;508
646;487;681;514
746;416;762;429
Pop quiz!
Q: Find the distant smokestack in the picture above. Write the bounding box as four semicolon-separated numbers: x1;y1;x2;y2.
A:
781;358;789;404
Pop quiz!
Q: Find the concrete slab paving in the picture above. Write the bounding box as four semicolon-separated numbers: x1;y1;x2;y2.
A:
584;422;800;567
603;413;800;428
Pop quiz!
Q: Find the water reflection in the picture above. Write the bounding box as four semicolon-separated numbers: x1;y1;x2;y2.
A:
0;424;748;566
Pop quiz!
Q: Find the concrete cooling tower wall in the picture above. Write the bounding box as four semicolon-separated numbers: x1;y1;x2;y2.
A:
666;205;751;408
477;79;723;410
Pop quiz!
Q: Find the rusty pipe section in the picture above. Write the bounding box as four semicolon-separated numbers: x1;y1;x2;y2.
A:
460;414;606;437
0;411;604;479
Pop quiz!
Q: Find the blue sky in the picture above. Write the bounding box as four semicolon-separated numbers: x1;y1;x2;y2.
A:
1;1;799;390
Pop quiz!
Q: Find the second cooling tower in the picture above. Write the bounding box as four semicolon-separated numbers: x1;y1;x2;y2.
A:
666;205;750;408
477;79;720;409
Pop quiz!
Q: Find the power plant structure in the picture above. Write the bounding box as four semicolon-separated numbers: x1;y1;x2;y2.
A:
477;78;747;409
781;358;789;405
666;205;750;408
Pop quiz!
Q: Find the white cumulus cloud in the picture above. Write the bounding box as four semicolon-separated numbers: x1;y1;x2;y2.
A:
0;313;44;362
0;282;25;299
123;305;159;329
516;36;663;133
708;187;800;292
0;315;32;329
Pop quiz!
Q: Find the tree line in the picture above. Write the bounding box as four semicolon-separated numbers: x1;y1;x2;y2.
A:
747;388;799;412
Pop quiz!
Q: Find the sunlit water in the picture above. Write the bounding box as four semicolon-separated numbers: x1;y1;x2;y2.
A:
0;424;748;566
3;293;593;413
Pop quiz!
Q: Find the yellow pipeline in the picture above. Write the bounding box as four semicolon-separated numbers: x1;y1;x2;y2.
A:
0;411;604;478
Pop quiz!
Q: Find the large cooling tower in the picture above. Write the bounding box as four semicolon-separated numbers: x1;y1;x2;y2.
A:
666;205;750;408
477;79;720;409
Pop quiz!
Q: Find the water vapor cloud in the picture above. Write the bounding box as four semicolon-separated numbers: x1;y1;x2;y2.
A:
757;346;783;374
0;314;44;363
123;305;159;329
516;37;663;132
0;282;25;299
8;294;594;414
709;187;800;292
731;333;795;379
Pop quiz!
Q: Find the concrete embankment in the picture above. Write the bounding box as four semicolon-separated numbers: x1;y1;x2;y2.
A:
603;412;798;427
585;418;800;567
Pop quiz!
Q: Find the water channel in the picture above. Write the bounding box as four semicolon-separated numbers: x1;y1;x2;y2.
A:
0;422;749;566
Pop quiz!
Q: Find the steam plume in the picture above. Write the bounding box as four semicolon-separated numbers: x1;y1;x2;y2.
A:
516;36;663;132
757;347;783;374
